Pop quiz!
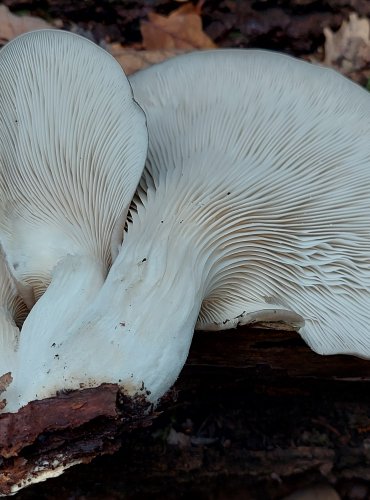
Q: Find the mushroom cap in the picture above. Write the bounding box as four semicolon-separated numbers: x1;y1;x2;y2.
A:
129;49;370;357
0;29;148;299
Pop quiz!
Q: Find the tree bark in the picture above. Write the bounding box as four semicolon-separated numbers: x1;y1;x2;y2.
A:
2;325;370;496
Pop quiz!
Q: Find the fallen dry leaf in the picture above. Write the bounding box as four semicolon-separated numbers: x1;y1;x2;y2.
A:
141;2;215;50
108;44;187;75
323;13;370;74
0;5;53;45
0;372;12;395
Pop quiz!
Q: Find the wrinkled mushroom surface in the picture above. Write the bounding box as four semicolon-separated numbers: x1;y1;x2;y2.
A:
129;50;370;355
5;49;370;411
0;29;147;299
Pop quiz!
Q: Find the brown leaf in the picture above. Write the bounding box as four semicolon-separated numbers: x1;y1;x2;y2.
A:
108;44;188;75
0;372;12;395
0;5;53;45
141;2;216;50
323;13;370;73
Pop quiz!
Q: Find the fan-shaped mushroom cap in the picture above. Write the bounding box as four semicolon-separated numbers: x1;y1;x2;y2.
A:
129;50;370;356
0;29;147;299
6;49;370;410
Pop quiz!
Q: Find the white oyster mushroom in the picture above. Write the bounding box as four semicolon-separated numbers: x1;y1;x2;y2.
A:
0;30;147;410
8;50;370;411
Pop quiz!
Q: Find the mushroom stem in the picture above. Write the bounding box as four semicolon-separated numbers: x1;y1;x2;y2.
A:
4;255;106;411
4;151;308;410
5;214;205;411
84;220;205;401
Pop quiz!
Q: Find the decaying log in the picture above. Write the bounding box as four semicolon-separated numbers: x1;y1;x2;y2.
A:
189;326;370;379
0;384;154;496
2;325;370;496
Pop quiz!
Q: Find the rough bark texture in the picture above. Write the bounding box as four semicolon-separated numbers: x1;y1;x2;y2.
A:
0;384;154;496
189;327;370;379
